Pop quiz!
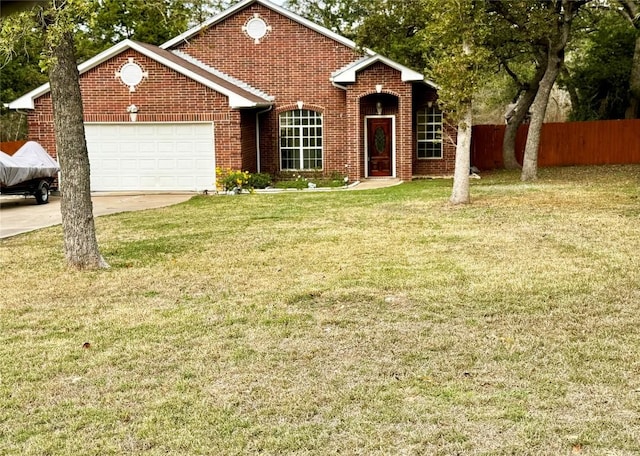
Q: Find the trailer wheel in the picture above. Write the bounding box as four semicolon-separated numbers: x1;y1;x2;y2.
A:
35;180;50;205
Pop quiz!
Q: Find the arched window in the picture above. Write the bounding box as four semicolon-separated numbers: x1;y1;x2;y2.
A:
279;109;323;170
417;106;443;159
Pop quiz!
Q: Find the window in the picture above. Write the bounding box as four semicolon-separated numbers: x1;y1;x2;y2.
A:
279;109;323;170
417;106;443;159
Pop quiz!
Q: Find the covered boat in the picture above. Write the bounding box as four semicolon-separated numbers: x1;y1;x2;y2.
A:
0;142;59;204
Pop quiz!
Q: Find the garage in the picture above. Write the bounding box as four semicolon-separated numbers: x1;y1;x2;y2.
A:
84;123;215;192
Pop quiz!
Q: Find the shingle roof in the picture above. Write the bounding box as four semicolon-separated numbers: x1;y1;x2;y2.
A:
170;49;274;102
161;0;362;51
331;55;435;87
9;40;274;110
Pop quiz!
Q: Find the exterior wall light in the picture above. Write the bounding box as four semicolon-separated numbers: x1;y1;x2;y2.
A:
127;104;139;122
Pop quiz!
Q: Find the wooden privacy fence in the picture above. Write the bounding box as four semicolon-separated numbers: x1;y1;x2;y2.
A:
471;119;640;170
0;140;28;156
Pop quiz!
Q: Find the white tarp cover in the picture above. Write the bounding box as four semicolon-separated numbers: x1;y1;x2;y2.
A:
0;141;60;187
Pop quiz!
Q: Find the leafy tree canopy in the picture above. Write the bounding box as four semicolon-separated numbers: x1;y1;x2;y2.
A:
562;7;637;120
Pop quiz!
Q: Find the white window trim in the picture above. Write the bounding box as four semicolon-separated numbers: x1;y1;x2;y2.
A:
279;109;324;171
417;107;443;160
364;115;396;178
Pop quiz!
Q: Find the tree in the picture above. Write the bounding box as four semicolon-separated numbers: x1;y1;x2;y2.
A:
285;0;367;40
76;0;211;59
617;0;640;118
501;62;546;169
285;0;433;72
0;30;47;141
560;9;636;120
50;32;109;269
1;1;109;269
420;0;492;205
354;0;433;71
521;0;592;181
485;1;550;170
2;0;230;269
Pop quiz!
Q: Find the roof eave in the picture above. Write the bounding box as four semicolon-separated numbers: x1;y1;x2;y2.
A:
161;0;361;52
8;90;44;110
331;56;430;85
230;99;274;109
131;43;268;108
8;39;139;111
7;38;269;111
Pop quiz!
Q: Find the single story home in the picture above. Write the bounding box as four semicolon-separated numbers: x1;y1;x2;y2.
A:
9;0;457;192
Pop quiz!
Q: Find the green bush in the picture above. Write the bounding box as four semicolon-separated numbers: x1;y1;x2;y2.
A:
216;168;250;192
248;172;273;189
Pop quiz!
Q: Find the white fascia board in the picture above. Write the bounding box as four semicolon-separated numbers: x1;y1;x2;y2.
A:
8;39;263;110
331;55;429;85
161;0;255;49
123;42;262;107
260;0;360;51
8;40;134;110
8;87;48;110
161;0;361;52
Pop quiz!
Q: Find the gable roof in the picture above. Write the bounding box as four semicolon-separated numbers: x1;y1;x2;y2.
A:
161;0;364;52
162;0;434;88
331;55;436;86
9;39;274;110
169;48;274;102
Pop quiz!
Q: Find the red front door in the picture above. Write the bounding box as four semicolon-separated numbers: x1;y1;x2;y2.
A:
367;118;392;177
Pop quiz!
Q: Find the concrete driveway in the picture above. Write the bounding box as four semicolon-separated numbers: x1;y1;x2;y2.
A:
0;193;194;238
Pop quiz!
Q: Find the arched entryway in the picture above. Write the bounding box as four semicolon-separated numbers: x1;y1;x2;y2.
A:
360;93;399;178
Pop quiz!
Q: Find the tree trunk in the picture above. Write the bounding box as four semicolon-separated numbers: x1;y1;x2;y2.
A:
450;104;472;205
502;63;546;170
618;0;640;117
561;67;580;115
503;89;534;170
521;50;564;181
49;31;109;269
625;34;640;119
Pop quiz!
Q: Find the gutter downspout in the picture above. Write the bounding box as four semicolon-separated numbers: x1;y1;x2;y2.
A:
331;81;348;91
255;105;273;173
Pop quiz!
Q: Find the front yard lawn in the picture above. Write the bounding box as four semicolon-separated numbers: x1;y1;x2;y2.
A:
1;165;639;455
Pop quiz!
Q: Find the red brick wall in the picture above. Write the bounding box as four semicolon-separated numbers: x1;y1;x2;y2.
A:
25;2;455;183
27;50;238;171
240;109;257;172
412;87;457;176
346;63;413;180
175;3;363;179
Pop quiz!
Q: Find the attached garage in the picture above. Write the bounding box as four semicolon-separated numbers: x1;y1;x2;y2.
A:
84;123;215;192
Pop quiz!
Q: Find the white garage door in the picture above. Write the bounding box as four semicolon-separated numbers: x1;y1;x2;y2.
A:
85;123;215;192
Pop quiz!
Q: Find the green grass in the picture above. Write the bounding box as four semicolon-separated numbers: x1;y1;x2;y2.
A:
1;165;639;455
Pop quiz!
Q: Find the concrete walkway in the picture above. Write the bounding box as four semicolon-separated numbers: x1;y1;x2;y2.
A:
350;178;403;190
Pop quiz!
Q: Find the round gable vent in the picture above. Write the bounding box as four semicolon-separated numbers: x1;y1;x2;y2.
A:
243;14;272;43
120;62;144;86
116;58;148;92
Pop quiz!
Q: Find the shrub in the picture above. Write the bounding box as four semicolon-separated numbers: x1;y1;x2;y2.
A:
248;172;273;189
216;168;251;193
273;171;349;189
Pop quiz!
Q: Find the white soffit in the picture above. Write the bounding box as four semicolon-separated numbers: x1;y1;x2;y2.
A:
8;39;269;110
331;55;435;86
160;0;363;51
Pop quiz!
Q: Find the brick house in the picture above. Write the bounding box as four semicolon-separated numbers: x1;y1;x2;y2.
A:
9;0;456;192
